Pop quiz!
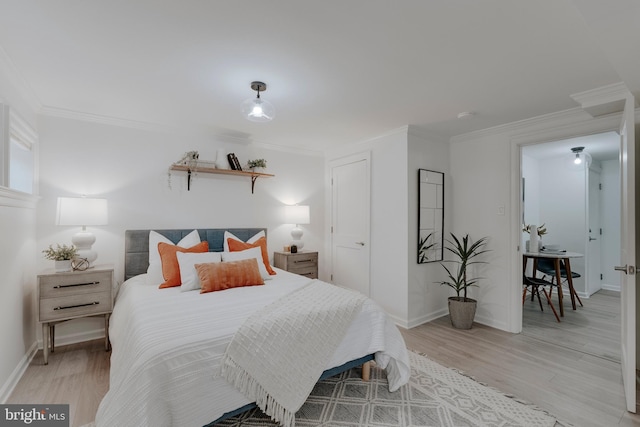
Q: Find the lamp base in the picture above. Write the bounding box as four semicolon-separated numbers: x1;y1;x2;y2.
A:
291;226;304;250
72;230;98;267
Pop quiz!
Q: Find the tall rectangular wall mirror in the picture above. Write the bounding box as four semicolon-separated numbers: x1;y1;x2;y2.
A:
418;169;444;263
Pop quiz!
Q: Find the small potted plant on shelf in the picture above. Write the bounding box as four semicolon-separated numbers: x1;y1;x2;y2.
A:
42;244;77;273
437;233;489;329
247;158;267;172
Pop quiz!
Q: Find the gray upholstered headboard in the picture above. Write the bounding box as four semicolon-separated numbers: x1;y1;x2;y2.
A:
124;228;267;280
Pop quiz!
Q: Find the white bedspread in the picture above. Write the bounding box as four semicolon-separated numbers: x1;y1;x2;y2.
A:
95;269;409;427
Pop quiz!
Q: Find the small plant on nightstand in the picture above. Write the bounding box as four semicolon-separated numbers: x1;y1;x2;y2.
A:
42;244;77;272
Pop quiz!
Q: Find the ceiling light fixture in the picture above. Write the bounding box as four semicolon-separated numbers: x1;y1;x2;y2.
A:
568;146;592;169
241;81;275;122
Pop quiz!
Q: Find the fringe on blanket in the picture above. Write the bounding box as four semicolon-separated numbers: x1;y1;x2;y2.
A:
221;355;296;427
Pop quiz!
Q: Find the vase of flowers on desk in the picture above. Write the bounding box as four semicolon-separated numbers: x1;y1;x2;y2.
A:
523;223;547;252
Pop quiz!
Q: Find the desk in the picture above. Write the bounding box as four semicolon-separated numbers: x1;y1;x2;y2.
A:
523;251;583;317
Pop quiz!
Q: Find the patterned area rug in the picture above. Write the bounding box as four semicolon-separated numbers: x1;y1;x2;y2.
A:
215;351;557;427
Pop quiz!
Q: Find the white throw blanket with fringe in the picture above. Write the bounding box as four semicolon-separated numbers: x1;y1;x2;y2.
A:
220;280;367;427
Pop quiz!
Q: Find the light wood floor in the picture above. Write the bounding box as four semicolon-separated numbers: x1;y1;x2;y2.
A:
6;340;110;427
402;289;640;427
7;289;640;427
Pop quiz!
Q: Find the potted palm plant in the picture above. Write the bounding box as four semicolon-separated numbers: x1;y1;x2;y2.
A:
437;233;489;329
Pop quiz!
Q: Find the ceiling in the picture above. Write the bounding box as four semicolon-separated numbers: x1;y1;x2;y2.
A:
0;1;638;153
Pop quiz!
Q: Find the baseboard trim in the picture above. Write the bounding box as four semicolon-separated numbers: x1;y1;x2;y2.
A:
0;341;38;403
38;328;106;350
406;309;449;329
601;284;621;292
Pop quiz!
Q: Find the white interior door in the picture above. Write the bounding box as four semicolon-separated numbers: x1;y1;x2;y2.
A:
330;153;370;296
588;168;602;295
617;94;636;413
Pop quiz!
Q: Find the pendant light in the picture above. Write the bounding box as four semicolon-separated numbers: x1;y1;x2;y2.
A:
566;146;592;170
241;81;275;122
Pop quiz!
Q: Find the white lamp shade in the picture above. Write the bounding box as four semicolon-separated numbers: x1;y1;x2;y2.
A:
56;197;108;226
284;205;310;225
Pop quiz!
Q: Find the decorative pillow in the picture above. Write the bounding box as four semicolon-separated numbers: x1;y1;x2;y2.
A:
196;258;264;293
177;251;222;292
222;247;270;280
146;230;200;286
158;241;209;288
223;230;265;252
227;236;276;275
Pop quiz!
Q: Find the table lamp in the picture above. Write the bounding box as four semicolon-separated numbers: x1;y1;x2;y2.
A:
56;197;108;267
284;205;310;250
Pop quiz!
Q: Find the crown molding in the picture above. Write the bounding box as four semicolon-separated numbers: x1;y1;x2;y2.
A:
450;107;592;144
39;106;176;133
570;82;634;117
40;106;324;157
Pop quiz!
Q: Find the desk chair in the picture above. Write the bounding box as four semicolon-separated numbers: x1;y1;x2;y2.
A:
523;275;560;322
536;258;583;307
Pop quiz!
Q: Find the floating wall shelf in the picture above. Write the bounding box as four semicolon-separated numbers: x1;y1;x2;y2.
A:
169;164;274;194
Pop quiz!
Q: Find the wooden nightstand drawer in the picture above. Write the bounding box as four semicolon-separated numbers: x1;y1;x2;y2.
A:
288;266;317;278
38;265;114;365
39;270;112;299
39;291;112;322
274;251;318;279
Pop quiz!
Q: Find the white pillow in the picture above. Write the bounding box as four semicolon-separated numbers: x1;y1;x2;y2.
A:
223;230;265;252
177;251;222;292
146;230;200;286
222;247;271;280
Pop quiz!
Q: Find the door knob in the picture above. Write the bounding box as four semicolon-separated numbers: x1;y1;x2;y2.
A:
589;237;597;241
355;242;365;246
615;265;637;274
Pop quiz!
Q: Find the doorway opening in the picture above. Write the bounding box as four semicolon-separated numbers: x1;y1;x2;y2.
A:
520;131;621;362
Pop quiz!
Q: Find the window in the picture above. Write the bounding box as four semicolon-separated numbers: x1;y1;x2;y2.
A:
1;104;37;195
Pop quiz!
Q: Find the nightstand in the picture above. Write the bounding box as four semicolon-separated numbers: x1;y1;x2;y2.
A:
273;251;318;279
38;265;114;365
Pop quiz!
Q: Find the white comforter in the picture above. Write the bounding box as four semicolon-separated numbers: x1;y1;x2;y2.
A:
95;269;410;427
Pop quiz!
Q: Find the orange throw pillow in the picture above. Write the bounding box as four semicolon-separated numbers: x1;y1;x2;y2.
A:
158;241;209;288
227;236;276;275
196;259;264;293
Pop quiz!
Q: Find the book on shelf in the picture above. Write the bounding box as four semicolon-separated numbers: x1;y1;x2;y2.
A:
227;153;242;171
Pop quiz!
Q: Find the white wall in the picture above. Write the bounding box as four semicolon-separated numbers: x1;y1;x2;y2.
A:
0;50;39;402
522;154;541;232
450;107;633;333
368;130;409;323
449;133;512;331
0;199;38;402
407;130;451;327
538;156;587;296
35;114;326;344
327;126;451;328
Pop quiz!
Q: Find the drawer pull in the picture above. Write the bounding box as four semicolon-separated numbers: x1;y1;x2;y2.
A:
54;301;100;311
294;259;314;263
53;281;100;289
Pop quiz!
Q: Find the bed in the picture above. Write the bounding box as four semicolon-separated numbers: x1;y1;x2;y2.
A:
94;228;410;427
